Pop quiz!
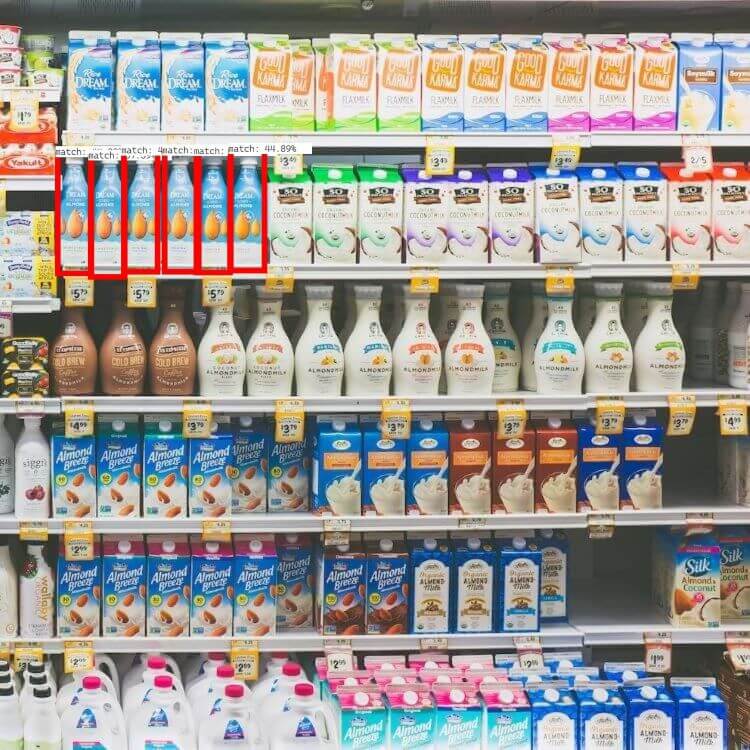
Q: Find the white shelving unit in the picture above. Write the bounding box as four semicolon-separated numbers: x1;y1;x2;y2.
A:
5;298;60;313
3;176;55;192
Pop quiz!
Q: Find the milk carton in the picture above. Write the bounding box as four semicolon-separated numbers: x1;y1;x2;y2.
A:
671;678;727;750
529;165;581;264
501;35;548;131
418;35;464;131
313;38;332;131
409;537;451;634
231;416;268;514
586;35;634;131
146;535;190;638
527;684;578;750
487;165;535;264
115;32;161;132
576;684;626;750
374;34;421;132
459;35;505;131
622;679;676;749
617;162;669;261
290;38;314;131
719;526;750;619
542;33;590;131
316;541;366;635
538;530;568;623
248;34;292;131
361;420;406;516
203;33;249;133
312;416;362;516
160;32;204;132
662;163;713;260
268;427;309;512
716;34;750;133
233;535;278;637
534;420;577;514
620;417;663;510
499;537;541;633
402;166;449;264
189;537;233;637
449;417;492;515
712;163;750;261
577;164;624;262
57;543;101;637
577;422;621;512
328;35;377;131
67;31;113;132
51;421;96;518
544;652;584;674
386;686;436;750
335;687;388;750
143;414;188;518
492;428;535;513
311;164;358;264
629;34;677;130
481;687;532;750
451;537;495;633
673;34;722;133
97;414;141;518
366;538;409;635
101;536;146;637
601;662;647;682
276;534;313;631
188;418;233;517
267;169;313;264
433;687;482;750
355;164;404;264
407;415;449;515
445;167;490;263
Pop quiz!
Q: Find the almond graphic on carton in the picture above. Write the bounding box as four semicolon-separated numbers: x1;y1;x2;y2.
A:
88;464;96;479
253;593;265;606
183;585;191;599
202;490;216;505
209;594;223;607
209;474;221;487
245;498;261;511
164;472;176;487
157;490;171;504
77;624;94;636
385;624;404;634
133;463;141;477
209;506;226;517
237;482;251;496
342;624;360;635
210;625;227;636
291;613;308;626
202;610;217;624
139;584;146;598
76;594;89;607
66;489;79;504
115;609;129;624
118;504;135;516
245;609;259;623
93;585;100;600
110;488;123;502
158;610;173;624
69;610;83;624
166;506;182;518
341;592;355;607
290;583;303;596
283;598;297;612
166;593;179;607
74;504;91;517
165;624;184;637
116;471;129;485
384;591;398;606
260;458;268;472
244;467;256;480
674;588;694;615
287;465;299;478
122;593;135;606
227;585;234;599
181;465;188;479
71;473;84;487
123;623;141;637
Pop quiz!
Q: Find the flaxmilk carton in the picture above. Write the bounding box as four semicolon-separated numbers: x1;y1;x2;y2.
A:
67;31;113;132
248;34;292;131
366;538;409;635
361;418;406;516
231;416;268;514
585;35;634;131
433;687;482;750
542;33;590;132
97;414;141;519
356;164;404;264
445;167;490;263
577;421;621;512
328;35;377;132
311;164;358;264
267;168;313;264
188;418;233;517
672;34;722;133
452;537;495;633
312;416;362;516
374;34;421;132
487;165;535;264
711;163;750;261
160;32;204;133
291;38;315;131
529;165;581;264
617;162;668;261
719;526;750;619
662;163;713;260
629;34;677;130
51;421;96;518
101;536;146;638
203;33;249;134
268;424;309;512
622;679;676;749
409;537;451;634
313;38;332;131
402;166;449;264
527;684;578;750
233;534;278;637
57;542;101;637
538;530;568;623
481;687;532;750
671;678;727;750
407;415;449;515
501;35;548;131
189;537;233;637
418;35;464;131
143;414;188;518
576;683;626;750
577;165;624;262
459;35;506;131
276;534;313;631
316;540;366;635
146;535;190;638
499;537;541;633
386;685;436;750
115;32;161;132
715;34;750;133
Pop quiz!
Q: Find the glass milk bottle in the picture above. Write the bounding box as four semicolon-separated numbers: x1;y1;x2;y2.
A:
715;281;741;384
534;292;585;394
344;285;392;397
245;288;294;397
433;283;459;394
634;282;685;392
127;158;156;269
392;286;441;396
93;159;121;272
584;282;633;394
295;285;344;396
14;418;50;519
688;279;720;382
521;281;548;391
483;281;521;393
198;302;246;396
730;282;750;388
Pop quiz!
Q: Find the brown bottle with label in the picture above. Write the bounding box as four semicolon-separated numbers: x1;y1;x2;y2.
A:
149;282;197;395
50;307;97;395
100;284;147;395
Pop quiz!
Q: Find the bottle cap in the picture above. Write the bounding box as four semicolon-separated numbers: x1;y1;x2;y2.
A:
154;675;173;689
217;665;235;678
295;683;314;697
283;662;301;677
82;676;101;690
147;656;166;669
225;683;244;699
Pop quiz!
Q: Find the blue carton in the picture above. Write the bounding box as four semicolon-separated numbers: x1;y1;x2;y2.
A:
576;684;626;750
622;679;676;749
365;538;409;635
231;416;269;514
716;35;750;132
452;537;495;633
143;414;188;518
233;534;278;637
51;421;96;518
620;418;663;510
577;422;621;512
57;542;101;637
189;418;233;517
671;678;727;750
673;34;723;133
312;416;362;516
362;419;406;516
406;416;448;515
102;535;146;637
602;661;647;682
527;684;579;750
537;530;568;623
268;423;309;513
409;537;452;634
97;414;141;518
146;535;190;638
498;537;541;633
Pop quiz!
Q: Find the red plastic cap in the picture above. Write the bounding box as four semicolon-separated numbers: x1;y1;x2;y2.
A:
147;656;166;669
225;683;244;699
295;683;314;697
283;662;301;677
217;665;235;678
82;676;101;690
208;652;225;662
154;675;173;689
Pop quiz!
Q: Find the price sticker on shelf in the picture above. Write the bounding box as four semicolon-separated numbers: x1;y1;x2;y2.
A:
64;403;94;438
682;135;713;174
545;267;575;296
458;517;487;530
644;632;672;674
0;299;11;339
424;138;455;176
63;641;94;674
19;521;48;542
64;278;94;307
323;518;351;547
202;519;231;543
265;265;295;293
275;399;305;443
201;277;233;307
420;637;448;651
727;632;750;673
126;277;157;308
273;153;303;178
549;135;582;171
595;398;625;435
514;635;544;671
0;643;9;663
231;640;260;682
667;393;696;436
671;263;700;291
9;89;39;132
685;512;714;532
183;402;213;439
496;401;527;439
33;256;56;296
718;398;748;436
325;641;354;673
14;399;43;417
64;520;94;561
13;643;43;672
410;267;439;294
381;398;411;440
588;513;616;540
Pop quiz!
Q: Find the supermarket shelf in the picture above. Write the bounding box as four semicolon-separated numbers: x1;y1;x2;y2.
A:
2;176;55;192
0;398;60;414
3;297;60;312
1;87;61;103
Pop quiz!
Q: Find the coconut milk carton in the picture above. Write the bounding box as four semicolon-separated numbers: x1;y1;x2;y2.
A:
542;34;590;131
386;686;436;750
356;164;404;264
115;32;161;132
452;537;495;633
328;35;377;131
233;535;278;637
499;537;541;633
203;33;249;133
622;679;676;750
576;684;626;750
402;166;449;264
418;35;464;131
459;35;505;131
617;162;668;261
673;34;722;133
146;535;190;638
51;422;96;518
312;164;358;264
671;678;727;750
719;526;750;619
433;687;482;750
501;35;548;131
712;163;750;261
189;537;233;637
67;31;113;132
143;415;188;518
268;169;313;264
101;536;146;638
629;34;677;130
527;684;578;750
586;35;634;131
248;34;292;131
276;534;313;631
577;164;624;262
662;163;713;260
375;34;421;132
188;418;233;518
231;416;268;514
160;33;204;132
410;537;451;634
716;34;750;133
313;38;332;131
487;165;535;264
529;165;581;264
57;542;101;637
407;416;449;515
445;167;490;263
97;414;141;518
291;38;315;131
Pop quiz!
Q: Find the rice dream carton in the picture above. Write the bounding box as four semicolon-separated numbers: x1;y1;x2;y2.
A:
115;32;161;132
160;32;205;133
204;33;249;133
67;31;113;132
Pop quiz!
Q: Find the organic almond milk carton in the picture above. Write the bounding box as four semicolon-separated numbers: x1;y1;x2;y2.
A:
586;34;634;131
629;34;677;130
248;34;292;131
501;35;548;131
290;39;314;131
67;31;113;132
328;34;377;131
542;33;590;131
374;34;421;132
418;35;464;131
459;35;506;131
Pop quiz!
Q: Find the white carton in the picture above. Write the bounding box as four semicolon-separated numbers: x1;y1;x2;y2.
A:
67;31;113;132
586;34;634;131
418;35;464;131
501;35;548;131
290;39;315;131
115;32;161;133
313;38;332;131
374;34;421;132
248;34;292;131
328;34;377;132
542;33;590;132
160;32;204;133
530;164;581;264
629;33;677;130
203;33;249;133
459;34;505;131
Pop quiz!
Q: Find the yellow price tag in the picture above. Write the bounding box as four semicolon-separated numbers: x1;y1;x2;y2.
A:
231;640;260;681
496;401;527;439
19;521;48;542
727;632;750;673
64;278;94;307
127;277;157;308
682;135;713;173
588;513;616;540
273;153;303;178
275;399;305;443
549;135;582;171
644;632;672;675
671;263;700;291
0;643;9;663
63;520;94;561
718;398;748;436
13;643;43;672
667;393;696;436
410;268;439;294
265;266;295;293
381;398;411;440
0;181;5;219
202;519;231;542
595;398;625;435
201;277;233;307
32;256;56;295
183;402;213;439
545;268;575;295
63;641;95;673
424;138;455;177
9;89;39;133
64;404;94;438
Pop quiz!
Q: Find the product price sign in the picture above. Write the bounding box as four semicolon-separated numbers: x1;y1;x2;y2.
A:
458;517;487;530
13;643;43;672
64;278;94;308
201;277;233;307
202;519;231;543
63;641;95;674
325;641;354;673
420;637;448;651
63;520;94;561
9;89;39;133
274;399;305;443
549;135;583;171
183;402;213;439
126;277;157;309
671;263;700;291
587;513;616;540
273;153;303;178
265;266;295;293
595;398;625;435
381;398;411;440
496;401;527;439
64;403;94;438
410;267;439;294
727;633;750;673
0;181;6;219
19;521;48;542
644;632;672;674
323;518;351;548
682;135;713;174
424;138;455;177
685;512;714;533
0;299;11;339
667;393;697;436
514;635;544;671
231;640;260;682
545;268;575;296
718;398;748;436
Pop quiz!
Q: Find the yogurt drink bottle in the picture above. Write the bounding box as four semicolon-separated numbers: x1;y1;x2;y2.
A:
729;282;750;388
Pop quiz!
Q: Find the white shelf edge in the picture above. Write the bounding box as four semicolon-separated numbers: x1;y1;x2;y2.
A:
1;87;61;103
1;177;55;192
4;298;60;313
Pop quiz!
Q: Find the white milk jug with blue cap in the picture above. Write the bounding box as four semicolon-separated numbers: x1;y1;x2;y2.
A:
128;675;194;750
198;683;261;750
268;683;336;750
60;675;126;750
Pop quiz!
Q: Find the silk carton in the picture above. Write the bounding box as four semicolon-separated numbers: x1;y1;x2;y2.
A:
375;34;421;132
719;526;750;619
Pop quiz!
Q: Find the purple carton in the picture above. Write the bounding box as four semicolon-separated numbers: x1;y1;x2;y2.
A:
102;535;146;637
268;422;309;512
402;165;449;265
189;536;233;637
365;538;409;635
231;416;269;514
444;167;489;263
487;165;535;264
233;534;278;637
362;418;406;516
276;533;314;631
146;534;190;638
189;417;233;518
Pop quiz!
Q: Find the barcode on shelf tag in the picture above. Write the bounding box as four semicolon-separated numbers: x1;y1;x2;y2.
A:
671;263;700;291
424;138;455;177
183;402;213;439
549;135;583;171
325;641;354;673
201;277;233;307
323;518;351;547
126;277;157;309
458;517;487;529
514;635;544;670
19;521;48;541
644;632;672;674
231;640;260;682
410;268;439;294
381;398;411;440
13;643;42;672
718;398;748;436
202;519;231;542
64;403;94;438
682;135;713;174
587;513;615;540
545;268;575;296
65;278;94;308
275;399;305;443
420;637;448;651
265;266;295;293
595;398;625;435
0;299;11;339
667;394;696;436
726;632;750;673
496;401;527;439
63;520;94;561
63;640;94;674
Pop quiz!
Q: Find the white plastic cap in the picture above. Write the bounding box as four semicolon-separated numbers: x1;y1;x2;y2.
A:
162;541;175;553
423;538;437;551
449;688;465;703
544;688;560;703
404;690;418;706
380;539;394;552
354;691;369;707
592;168;606;179
622;669;638;682
641;686;658;700
593;687;608;703
512;536;526;550
499;689;514;704
723;167;738;178
690;685;708;701
392;675;406;685
117;540;132;554
468;538;481;551
112;419;126;432
635;167;650;178
344;677;357;686
503;168;518;179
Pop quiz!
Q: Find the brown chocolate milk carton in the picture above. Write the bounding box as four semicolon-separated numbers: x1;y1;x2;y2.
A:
365;538;409;635
535;419;577;513
316;540;366;635
449;416;491;515
492;428;535;513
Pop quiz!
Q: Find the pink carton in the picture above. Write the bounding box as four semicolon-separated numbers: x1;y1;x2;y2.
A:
542;34;590;132
365;655;408;672
418;667;464;687
189;537;234;637
629;34;677;130
233;535;278;637
373;669;419;689
146;535;190;638
386;686;436;750
463;668;509;688
586;34;634;131
407;652;450;669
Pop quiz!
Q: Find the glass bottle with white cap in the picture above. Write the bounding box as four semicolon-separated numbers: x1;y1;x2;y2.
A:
483;282;521;392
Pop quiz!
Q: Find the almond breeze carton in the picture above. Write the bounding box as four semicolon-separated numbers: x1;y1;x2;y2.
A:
290;38;314;131
188;418;233;518
335;687;388;750
501;35;547;131
542;33;590;131
672;34;722;133
248;34;292;131
487;165;535;264
115;32;161;132
386;686;436;750
276;533;313;631
716;34;750;133
481;687;532;750
432;687;482;750
97;414;141;519
231;416;268;514
268;425;309;512
143;415;187;518
316;541;366;635
586;35;634;131
102;536;146;638
374;34;421;132
366;538;409;635
203;33;249;133
57;542;101;637
233;535;278;637
328;35;377;131
146;535;190;638
67;31;113;132
629;34;677;130
51;421;96;518
160;33;204;133
418;35;464;131
618;162;668;261
459;35;505;131
189;537;233;637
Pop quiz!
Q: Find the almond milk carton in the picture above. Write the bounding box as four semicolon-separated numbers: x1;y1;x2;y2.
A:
290;39;314;131
328;34;377;131
418;35;464;131
374;34;421;132
629;34;677;130
233;535;278;637
543;33;590;131
459;35;505;131
586;34;634;131
501;35;548;131
248;34;292;131
189;537;233;637
146;535;190;638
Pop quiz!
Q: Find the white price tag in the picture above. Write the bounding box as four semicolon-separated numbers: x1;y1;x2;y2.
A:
644;632;672;674
325;641;354;673
682;135;713;173
514;635;543;670
0;299;11;338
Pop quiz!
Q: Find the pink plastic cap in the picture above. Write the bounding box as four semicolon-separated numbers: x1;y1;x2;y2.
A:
147;656;166;669
217;665;235;678
82;676;101;690
225;683;244;699
283;662;301;677
208;652;225;661
295;683;314;697
154;675;173;689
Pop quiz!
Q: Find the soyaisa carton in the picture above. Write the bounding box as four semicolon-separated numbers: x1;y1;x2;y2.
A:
452;537;495;633
671;678;727;750
492;427;535;513
501;35;548;131
662;163;713;260
142;414;188;518
327;34;377;131
445;167;490;263
115;32;161;133
311;163;358;264
576;421;621;512
712;163;750;261
620;417;663;510
715;34;750;133
374;34;421;132
268;422;309;512
448;416;491;515
672;33;722;133
617;162;668;261
315;540;366;635
402;165;449;264
267;168;313;265
535;419;577;514
480;687;532;750
577;164;624;263
432;686;482;750
486;164;535;264
355;164;404;264
409;537;451;634
527;683;578;750
290;38;314;131
542;33;590;132
361;417;406;516
97;414;141;518
334;686;388;750
51;420;96;518
203;33;249;134
188;417;233;517
233;534;278;637
365;538;409;635
146;534;190;638
312;415;362;516
529;165;581;264
628;34;677;130
407;415;448;516
189;536;233;637
313;38;332;131
585;34;634;131
276;533;313;631
67;31;113;132
385;685;436;750
231;416;268;514
621;679;676;749
498;537;541;633
576;683;626;750
248;34;292;131
57;541;100;637
160;32;205;133
537;529;568;623
459;35;506;131
417;35;464;131
720;526;750;620
101;535;146;637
